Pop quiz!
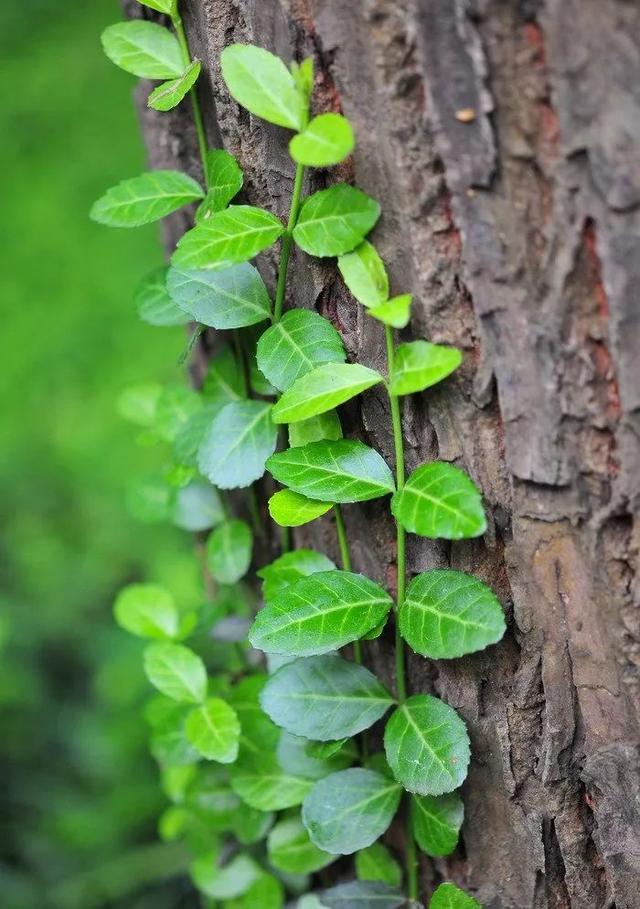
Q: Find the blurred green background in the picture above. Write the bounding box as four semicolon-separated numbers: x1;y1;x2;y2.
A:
1;2;201;905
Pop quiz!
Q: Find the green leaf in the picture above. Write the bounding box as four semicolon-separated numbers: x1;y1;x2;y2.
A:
136;0;177;14
173;405;219;467
114;583;179;640
368;295;412;329
91;169;203;227
390;340;462;396
207;519;253;584
198;400;277;488
277;731;355;780
268;490;332;527
101;21;183;79
191;853;260;900
250;571;393;656
232;808;275;846
172;480;224;531
148;59;201;112
268;817;336;874
289;411;343;447
272;363;383;424
337;241;388;308
173;205;284;269
401;570;505;659
167;262;271;328
135;267;190;326
320;881;405;909
229;675;280;758
221;44;303;131
197;149;244;218
149;704;200;766
302;768;401;854
384;694;470;796
117;382;161;427
294;185;381;257
257;310;346;392
306;738;349;760
155;383;201;442
411;792;464;857
202;344;245;404
261;654;394;741
355;843;402;887
126;473;172;523
231;757;314;811
258;550;336;606
144;642;208;704
235;874;285;909
267;439;395;503
391;462;486;539
185;697;240;763
289;113;354;167
430;883;481;909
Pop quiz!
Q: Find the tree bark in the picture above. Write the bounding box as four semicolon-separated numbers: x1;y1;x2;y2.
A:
124;1;640;906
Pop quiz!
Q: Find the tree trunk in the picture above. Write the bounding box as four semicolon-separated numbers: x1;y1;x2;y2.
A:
125;1;640;906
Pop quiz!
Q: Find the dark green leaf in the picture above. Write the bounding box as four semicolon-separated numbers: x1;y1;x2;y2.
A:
173;205;284;269
144;642;208;704
289;411;343;447
202;344;245;404
320;881;405;909
198;400;277;488
207;519;253;584
338;241;388;308
384;695;470;796
101;21;182;79
400;570;505;659
257;310;345;392
277;731;355;780
269;817;336;874
91;170;203;227
411;792;464;857
355;843;402;887
171;480;224;531
267;439;395;503
269;490;332;527
302;768;401;854
167;262;271;329
258;550;336;606
294;185;381;257
135;267;190;326
148;60;201;112
231;757;314;811
272;363;383;424
221;44;304;131
429;883;481;909
114;583;178;640
261;654;394;741
391;462;486;539
368;295;412;329
249;570;393;656
185;697;240;763
390;341;462;396
289;113;355;167
306;738;350;760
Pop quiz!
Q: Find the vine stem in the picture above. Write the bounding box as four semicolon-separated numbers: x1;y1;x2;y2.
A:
273;162;305;323
172;12;209;185
334;504;362;665
385;324;418;901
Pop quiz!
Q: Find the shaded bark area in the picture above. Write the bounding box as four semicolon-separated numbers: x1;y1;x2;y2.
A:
124;1;640;906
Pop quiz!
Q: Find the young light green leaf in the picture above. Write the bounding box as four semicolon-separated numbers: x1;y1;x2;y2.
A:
269;490;332;527
257;310;346;392
320;881;405;909
229;675;280;759
261;654;394;741
148;59;201;112
185;697;240;763
289;113;355;167
198;400;277;488
337;241;388;308
136;0;176;14
272;363;383;424
150;706;200;766
430;883;481;909
172;480;224;531
355;843;402;887
238;874;285;909
221;44;303;131
155;383;201;442
390;340;462;396
117;382;161;427
197;148;244;218
172;205;284;269
291;57;314;107
384;694;470;796
368;295;412;329
126;473;172;523
144;642;208;704
277;731;355;781
191;853;261;900
91;170;204;227
249;570;393;656
401;570;505;659
207;519;253;584
202;344;245;404
114;583;179;640
268;817;336;874
302;768;401;854
294;185;381;258
267;439;395;503
289;411;343;447
167;262;271;328
231;756;314;811
411;792;464;857
258;550;336;606
135;266;190;326
101;21;182;79
173;406;219;468
391;462;486;539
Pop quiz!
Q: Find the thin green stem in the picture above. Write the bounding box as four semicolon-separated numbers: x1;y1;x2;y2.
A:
177;323;204;365
335;504;363;666
172;12;209;184
273;162;305;323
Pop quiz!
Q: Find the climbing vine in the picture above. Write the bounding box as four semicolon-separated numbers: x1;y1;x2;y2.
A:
93;2;505;906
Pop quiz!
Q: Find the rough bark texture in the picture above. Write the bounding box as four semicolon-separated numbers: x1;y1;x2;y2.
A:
124;1;640;906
